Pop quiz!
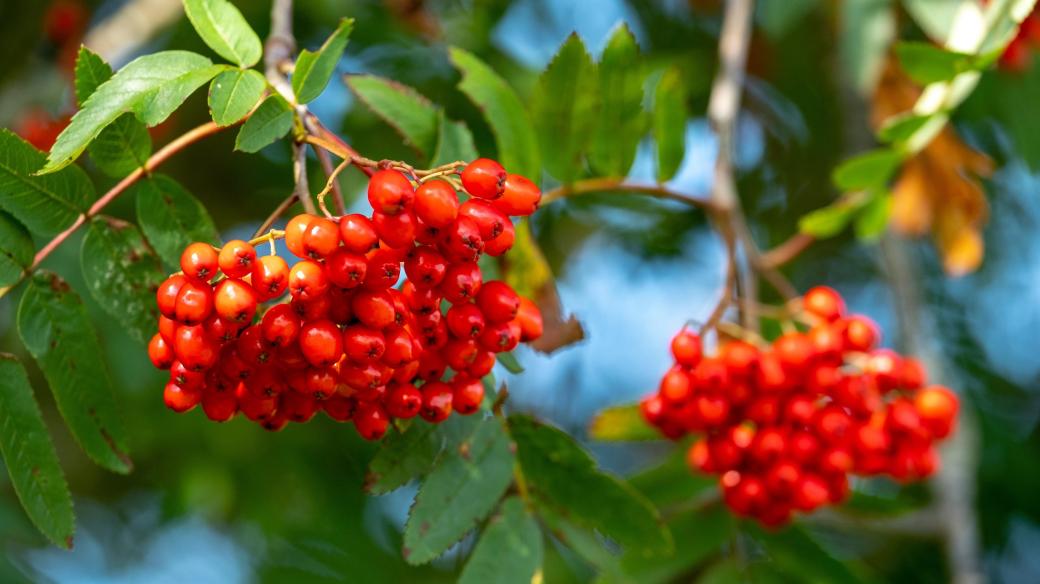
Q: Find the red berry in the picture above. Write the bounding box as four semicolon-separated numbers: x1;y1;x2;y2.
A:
352;289;397;329
299;320;344;367
173;325;219;371
461;158;506;199
671;330;702;367
148;333;175;369
460;199;510;241
478;320;521;353
180;242;219;282
354;403;391;440
364;248;404;290
202;392;237;422
303;216;340;258
452;377;484;415
368;169;415;215
659;366;693;404
482;220;516;257
372;210;417;249
446;302;486;339
802;286;845;322
214;278;258;324
323;395;357;422
494;174;541;216
420;381;453;422
288;259;329;301
842;316;880;352
285;214;315;258
218;240;257;278
260;304;301;348
440;216;484;263
475;280;520;324
915;385;958;439
282;391;319;423
326;248;367;289
387;383;423;418
251;255;290;300
164;382;201;413
414;180;460;227
339;214;379;253
515;297;543;342
157;274;188;320
382;327;415;367
174;279;214;325
343;325;386;364
441;262;483;303
403;247;447;289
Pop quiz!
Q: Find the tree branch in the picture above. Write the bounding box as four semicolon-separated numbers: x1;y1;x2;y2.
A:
540;177;714;209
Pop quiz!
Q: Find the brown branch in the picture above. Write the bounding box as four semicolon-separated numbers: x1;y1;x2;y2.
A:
291;141;316;214
706;0;757;329
29;121;225;273
311;142;346;214
540;178;714;209
252;194;298;238
760;232;815;269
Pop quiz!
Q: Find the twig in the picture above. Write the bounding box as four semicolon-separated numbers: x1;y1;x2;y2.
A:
706;0;757;329
760;232;815;269
29;121;225;274
540;177;713;209
311;142;346;214
252;194;298;238
291;141;316;214
314;158;351;218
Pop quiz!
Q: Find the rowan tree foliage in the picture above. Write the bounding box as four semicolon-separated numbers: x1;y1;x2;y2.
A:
0;0;1038;582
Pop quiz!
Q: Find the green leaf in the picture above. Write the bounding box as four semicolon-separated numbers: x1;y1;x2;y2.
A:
459;497;543;584
80;217;165;345
0;130;94;235
346;74;439;158
431;113;478;166
403;416;514;565
0;212;33;288
72;48;153;177
42;51;223;173
449;47;541;178
759;0;820;38
627;449;715;508
88;115;152;178
498;351;524;374
531;33;598;184
877;112;933;143
653;67;687;181
751;524;869;583
235;94;293;153
831;148;901;191
616;506;732;584
208;69;266;126
509;415;671;555
17;272;132;474
292;18;353;104
133;174;220;267
902;0;964;45
590;25;645;178
74;46;112;106
588;403;659;442
798;204;856;238
183;0;263;68
0;355;75;549
365;420;442;495
854;190;891;241
696;560;743;584
895;41;982;85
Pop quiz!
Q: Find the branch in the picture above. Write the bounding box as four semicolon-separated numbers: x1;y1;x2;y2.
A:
706;0;758;328
760;233;815;269
311;142;346;214
29;121;225;274
540;178;714;209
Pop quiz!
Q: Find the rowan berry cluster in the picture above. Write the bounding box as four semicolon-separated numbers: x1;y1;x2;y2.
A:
147;158;544;439
640;286;959;526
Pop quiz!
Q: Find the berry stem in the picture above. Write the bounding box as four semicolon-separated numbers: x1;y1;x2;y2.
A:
311;141;346;214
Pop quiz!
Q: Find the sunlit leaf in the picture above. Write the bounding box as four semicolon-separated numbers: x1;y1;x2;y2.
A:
346;74;438;158
208;69;266;126
831;148;901;191
42;51;224;173
653;67;687;181
531;33;598;183
449;47;540;178
183;0;263;68
365;420;442;495
590;24;645;178
853;190;891;241
0;355;75;549
235;94;293;153
895;41;983;85
293;18;353;104
17;271;132;474
798;203;857;238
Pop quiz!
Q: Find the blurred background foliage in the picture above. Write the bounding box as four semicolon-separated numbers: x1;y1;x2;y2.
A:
1;0;1040;582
